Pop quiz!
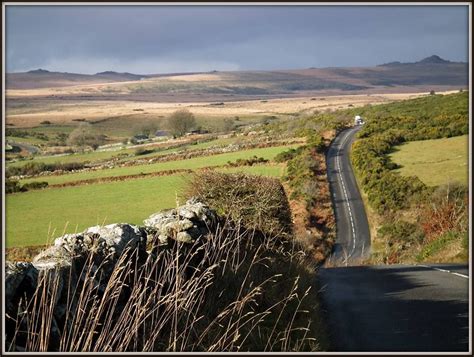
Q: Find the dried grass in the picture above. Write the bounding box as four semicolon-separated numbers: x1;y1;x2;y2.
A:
7;213;327;352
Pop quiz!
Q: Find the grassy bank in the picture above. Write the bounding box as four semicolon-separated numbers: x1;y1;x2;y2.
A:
389;135;468;187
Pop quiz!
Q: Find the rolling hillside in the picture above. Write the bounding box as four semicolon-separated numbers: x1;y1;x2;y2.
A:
6;55;468;96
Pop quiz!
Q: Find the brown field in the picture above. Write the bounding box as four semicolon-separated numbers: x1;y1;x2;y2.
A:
6;90;459;129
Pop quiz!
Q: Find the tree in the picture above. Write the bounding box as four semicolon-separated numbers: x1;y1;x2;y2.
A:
134;122;159;138
67;123;106;150
166;109;196;137
222;118;235;132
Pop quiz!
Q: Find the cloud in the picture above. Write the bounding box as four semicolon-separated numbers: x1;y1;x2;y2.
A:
5;5;469;73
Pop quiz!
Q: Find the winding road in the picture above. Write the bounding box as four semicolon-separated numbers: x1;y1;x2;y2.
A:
319;126;470;352
326;126;370;264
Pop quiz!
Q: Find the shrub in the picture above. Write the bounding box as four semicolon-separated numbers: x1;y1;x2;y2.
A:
274;147;304;163
378;221;424;246
416;231;465;262
306;134;325;153
6;179;26;193
420;184;468;242
6;161;86;178
285;147;318;203
186;171;293;237
22;181;49;191
227;156;268;167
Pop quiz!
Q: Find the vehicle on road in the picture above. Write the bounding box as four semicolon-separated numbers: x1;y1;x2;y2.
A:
354;115;364;125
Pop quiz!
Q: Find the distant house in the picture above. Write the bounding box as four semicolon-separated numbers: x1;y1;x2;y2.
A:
154;130;170;137
354;115;365;126
187;129;210;135
132;134;149;143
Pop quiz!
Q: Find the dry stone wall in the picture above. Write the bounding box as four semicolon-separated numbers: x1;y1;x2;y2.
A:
5;198;220;348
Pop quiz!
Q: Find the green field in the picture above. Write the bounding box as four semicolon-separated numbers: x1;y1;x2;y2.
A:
20;145;297;186
7;163;286;247
6;175;186;247
219;163;286;177
389;135;468;187
7;136;245;168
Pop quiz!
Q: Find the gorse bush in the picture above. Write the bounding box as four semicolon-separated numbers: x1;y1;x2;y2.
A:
352;130;422;213
267;110;351;138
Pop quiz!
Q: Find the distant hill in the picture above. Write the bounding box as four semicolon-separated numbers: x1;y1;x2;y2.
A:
94;71;146;81
417;55;452;64
379;55;459;66
6;70;131;89
6;55;468;92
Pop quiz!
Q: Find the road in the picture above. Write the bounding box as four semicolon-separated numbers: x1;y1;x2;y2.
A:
319;264;469;352
326;126;370;264
320;126;470;352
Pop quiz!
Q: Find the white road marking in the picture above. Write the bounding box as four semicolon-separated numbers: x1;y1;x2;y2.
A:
417;264;469;279
335;129;357;257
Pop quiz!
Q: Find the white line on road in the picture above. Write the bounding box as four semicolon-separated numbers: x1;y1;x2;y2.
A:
417;264;469;279
335;129;357;257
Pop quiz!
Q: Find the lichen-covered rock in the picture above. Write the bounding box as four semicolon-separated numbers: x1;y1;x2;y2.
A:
144;198;218;246
83;223;146;256
33;223;146;268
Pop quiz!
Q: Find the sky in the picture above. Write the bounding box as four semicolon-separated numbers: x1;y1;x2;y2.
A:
5;5;470;74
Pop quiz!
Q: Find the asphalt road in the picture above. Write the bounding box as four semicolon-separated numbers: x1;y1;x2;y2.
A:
326;126;370;264
319;264;469;352
320;126;470;352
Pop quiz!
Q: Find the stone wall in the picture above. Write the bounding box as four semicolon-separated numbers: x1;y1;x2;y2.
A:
5;198;220;351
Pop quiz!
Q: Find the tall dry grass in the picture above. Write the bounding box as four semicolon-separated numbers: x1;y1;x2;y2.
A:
7;219;327;352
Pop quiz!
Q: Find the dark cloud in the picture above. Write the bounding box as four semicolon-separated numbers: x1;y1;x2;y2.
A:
5;5;469;74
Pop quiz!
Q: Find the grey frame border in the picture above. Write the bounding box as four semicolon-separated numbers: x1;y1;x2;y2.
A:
1;1;472;355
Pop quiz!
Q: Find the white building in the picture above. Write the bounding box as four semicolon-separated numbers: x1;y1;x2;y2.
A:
354;115;364;126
